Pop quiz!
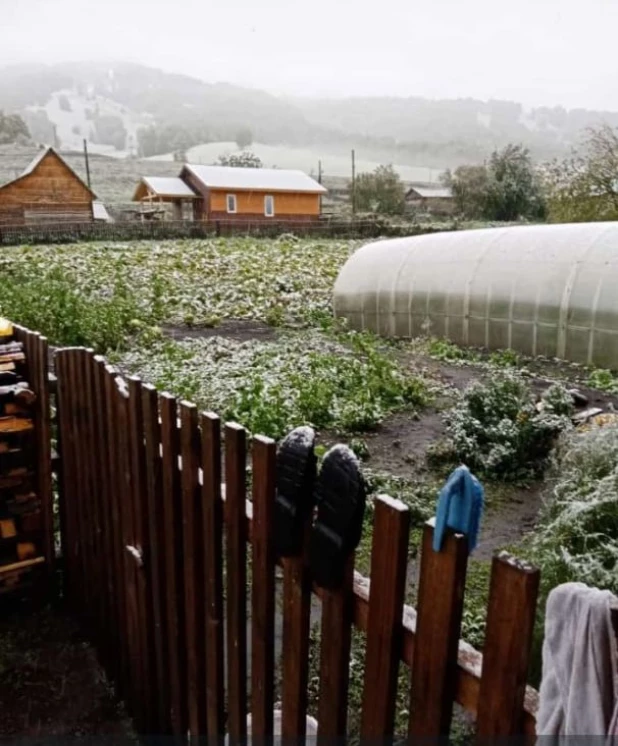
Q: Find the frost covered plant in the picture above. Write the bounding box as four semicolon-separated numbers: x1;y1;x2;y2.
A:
531;421;618;593
442;374;573;481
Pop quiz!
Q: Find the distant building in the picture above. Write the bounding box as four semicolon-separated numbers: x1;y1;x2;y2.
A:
406;185;455;216
133;165;327;222
0;146;96;227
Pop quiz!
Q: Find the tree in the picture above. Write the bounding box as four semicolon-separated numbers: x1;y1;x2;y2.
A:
0;111;31;145
217;151;263;168
444;144;546;221
544;124;618;222
235;127;253;149
92;114;127;151
58;94;72;112
354;164;406;215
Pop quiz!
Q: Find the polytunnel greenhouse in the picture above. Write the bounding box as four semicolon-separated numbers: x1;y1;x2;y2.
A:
333;222;618;369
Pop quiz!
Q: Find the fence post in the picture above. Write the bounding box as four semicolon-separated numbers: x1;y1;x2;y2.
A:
251;436;277;745
201;413;225;745
225;423;248;746
408;519;469;738
360;495;410;742
476;552;540;737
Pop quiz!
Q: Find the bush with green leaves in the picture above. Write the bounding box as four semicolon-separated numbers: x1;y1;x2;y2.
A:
587;368;618;394
440;374;574;480
531;421;618;593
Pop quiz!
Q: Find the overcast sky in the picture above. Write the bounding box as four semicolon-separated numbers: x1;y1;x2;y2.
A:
2;0;618;110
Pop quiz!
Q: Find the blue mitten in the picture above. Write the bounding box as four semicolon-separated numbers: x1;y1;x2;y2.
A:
432;465;484;553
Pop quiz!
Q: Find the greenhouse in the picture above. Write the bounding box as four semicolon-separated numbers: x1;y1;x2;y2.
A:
333;222;618;369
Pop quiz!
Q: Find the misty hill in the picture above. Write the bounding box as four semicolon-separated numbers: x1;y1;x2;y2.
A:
2;61;618;169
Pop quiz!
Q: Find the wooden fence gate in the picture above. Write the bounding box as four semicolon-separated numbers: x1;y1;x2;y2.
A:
54;346;541;742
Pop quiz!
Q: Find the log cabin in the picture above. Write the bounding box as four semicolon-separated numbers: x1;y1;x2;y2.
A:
0;147;96;227
133;165;327;222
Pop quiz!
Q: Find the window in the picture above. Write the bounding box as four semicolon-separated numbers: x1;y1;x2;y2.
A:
226;194;237;213
264;195;275;217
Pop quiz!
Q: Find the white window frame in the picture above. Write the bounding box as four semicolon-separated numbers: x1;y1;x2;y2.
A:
264;195;275;217
226;194;237;214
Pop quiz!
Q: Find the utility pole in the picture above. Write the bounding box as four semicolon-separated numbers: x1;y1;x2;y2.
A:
351;149;356;215
318;159;322;184
83;139;91;190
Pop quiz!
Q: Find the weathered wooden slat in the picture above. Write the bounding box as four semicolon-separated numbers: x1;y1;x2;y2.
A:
476;553;540;737
128;376;156;733
280;522;313;741
160;392;187;738
317;555;355;745
180;401;206;737
94;355;116;670
408;520;469;738
142;383;169;734
225;422;248;746
104;363;129;697
360;495;410;741
251;435;276;744
201;412;225;745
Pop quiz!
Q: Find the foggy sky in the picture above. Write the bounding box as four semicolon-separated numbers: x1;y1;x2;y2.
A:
3;0;618;110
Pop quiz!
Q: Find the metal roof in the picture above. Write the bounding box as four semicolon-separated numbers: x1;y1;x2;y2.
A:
407;186;453;199
142;177;198;198
184;165;327;193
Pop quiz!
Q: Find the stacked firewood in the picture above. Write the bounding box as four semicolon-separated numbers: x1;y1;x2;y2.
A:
0;319;42;593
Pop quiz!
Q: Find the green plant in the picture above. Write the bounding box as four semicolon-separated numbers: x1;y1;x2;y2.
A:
427;337;479;362
441;374;573;480
488;348;520;367
587;368;618;394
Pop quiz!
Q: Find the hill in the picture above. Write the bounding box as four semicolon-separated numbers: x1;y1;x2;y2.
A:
2;61;618;169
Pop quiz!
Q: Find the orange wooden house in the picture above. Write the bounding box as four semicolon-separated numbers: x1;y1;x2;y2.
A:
0;147;96;227
133;165;327;222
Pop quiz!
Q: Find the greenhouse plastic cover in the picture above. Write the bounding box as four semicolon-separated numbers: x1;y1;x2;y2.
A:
333;222;618;368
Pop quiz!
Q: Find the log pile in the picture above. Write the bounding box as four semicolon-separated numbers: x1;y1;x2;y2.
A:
0;319;44;593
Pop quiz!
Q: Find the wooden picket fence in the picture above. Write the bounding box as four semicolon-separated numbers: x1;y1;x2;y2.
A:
53;345;542;741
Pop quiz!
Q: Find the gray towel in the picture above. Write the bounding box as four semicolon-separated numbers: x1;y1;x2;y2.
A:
537;582;618;736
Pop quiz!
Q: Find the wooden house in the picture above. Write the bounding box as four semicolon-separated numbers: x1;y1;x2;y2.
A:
405;185;455;216
0;147;96;227
133;165;327;222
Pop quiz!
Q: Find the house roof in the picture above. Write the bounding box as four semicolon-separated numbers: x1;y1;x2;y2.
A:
139;176;199;198
183;165;328;194
0;146;97;199
407;186;453;199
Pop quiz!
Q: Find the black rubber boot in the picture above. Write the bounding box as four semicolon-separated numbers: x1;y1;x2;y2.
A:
273;426;317;557
309;444;366;590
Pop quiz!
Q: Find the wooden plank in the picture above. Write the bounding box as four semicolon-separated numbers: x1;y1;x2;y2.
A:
143;383;169;734
53;351;73;601
476;553;540;737
316;555;355;745
179;401;205;737
201;412;225;745
360;495;410;741
160;392;187;738
0;555;45;574
34;335;54;580
251;435;276;744
94;355;116;670
225;422;248;746
408;520;469;737
104;363;130;697
128;376;155;733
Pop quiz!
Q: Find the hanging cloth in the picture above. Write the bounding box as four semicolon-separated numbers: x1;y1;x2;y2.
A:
432;464;484;554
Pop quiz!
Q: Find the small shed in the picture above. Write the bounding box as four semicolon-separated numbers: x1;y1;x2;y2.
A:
406;185;454;216
0;146;96;227
132;177;200;220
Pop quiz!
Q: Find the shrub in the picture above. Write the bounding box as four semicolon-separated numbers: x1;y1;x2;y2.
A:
587;368;618;394
439;373;573;480
531;421;618;594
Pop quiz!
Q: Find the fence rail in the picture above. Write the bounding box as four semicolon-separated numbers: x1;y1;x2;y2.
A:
53;344;541;740
0;218;456;246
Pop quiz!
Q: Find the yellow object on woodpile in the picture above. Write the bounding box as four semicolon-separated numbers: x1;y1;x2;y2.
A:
577;412;618;432
0;319;12;339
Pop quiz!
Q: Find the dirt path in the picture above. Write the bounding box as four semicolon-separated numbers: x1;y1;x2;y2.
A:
0;601;133;740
